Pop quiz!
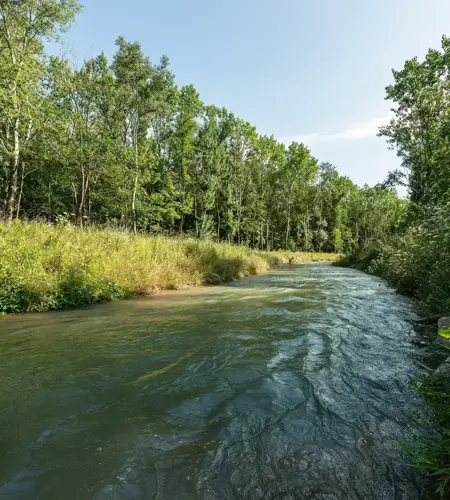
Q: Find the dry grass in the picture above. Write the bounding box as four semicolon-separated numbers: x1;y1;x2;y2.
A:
0;221;338;313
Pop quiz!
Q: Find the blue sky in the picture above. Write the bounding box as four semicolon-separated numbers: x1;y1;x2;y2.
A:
57;0;450;187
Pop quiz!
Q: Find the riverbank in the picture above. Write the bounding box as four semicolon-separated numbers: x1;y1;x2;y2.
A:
0;221;338;314
336;244;450;497
335;203;450;314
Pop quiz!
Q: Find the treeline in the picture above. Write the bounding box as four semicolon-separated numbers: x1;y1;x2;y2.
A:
347;35;450;313
0;1;404;252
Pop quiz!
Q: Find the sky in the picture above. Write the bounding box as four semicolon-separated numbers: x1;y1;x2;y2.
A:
54;0;450;187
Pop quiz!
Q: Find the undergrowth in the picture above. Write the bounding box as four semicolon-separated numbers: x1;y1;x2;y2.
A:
411;379;450;499
0;221;337;314
336;202;450;313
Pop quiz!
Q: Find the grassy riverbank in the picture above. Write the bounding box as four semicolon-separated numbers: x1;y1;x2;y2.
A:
336;201;450;314
0;222;337;314
335;206;450;497
338;245;450;497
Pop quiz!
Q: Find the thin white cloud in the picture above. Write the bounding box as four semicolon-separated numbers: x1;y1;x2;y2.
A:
280;116;391;145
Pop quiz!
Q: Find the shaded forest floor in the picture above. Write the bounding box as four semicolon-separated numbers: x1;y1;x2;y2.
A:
0;221;338;314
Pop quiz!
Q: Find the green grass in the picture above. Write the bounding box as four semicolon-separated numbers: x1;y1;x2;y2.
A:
0;221;338;314
411;380;450;499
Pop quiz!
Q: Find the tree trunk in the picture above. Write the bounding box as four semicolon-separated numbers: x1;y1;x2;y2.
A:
78;166;85;228
217;214;220;242
132;137;139;234
87;176;91;226
132;170;138;234
84;173;90;226
5;117;20;222
179;214;184;234
285;207;291;250
15;160;25;219
48;181;52;215
304;215;310;251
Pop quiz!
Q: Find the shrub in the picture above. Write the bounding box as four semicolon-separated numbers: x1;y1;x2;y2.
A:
336;202;450;312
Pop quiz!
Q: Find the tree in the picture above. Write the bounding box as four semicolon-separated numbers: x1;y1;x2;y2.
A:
0;1;407;255
0;0;81;221
111;36;155;232
171;84;202;232
191;106;226;238
380;36;450;206
281;142;318;250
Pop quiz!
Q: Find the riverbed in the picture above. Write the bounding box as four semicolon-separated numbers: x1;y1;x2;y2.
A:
0;264;430;499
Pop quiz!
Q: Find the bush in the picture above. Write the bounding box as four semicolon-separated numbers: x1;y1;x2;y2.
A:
335;242;383;271
336;201;450;313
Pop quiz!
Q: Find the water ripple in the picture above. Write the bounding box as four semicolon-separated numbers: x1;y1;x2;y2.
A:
0;264;431;499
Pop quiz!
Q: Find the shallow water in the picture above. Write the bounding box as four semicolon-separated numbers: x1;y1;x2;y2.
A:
0;264;430;499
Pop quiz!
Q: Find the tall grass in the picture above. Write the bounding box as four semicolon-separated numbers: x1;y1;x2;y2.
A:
0;221;337;314
412;380;450;499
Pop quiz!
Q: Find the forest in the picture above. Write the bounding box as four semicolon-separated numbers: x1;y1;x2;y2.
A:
0;0;404;253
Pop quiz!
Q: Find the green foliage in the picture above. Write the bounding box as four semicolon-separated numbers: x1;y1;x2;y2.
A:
440;327;450;340
336;242;383;271
380;35;450;206
0;3;404;252
333;228;344;254
411;381;450;498
0;0;82;221
343;202;450;312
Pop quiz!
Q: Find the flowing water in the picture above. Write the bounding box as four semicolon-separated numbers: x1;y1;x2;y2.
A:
0;264;431;499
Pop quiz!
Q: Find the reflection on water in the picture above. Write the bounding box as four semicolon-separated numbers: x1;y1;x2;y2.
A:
0;264;430;499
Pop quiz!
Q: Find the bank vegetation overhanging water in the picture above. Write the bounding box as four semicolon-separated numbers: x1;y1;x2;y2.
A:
0;221;338;315
334;200;450;497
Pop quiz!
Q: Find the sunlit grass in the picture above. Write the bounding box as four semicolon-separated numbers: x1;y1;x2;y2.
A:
0;221;338;313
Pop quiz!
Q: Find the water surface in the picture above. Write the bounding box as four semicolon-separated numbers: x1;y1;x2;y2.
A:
0;264;430;499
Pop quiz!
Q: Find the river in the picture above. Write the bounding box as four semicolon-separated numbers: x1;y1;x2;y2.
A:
0;263;431;499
